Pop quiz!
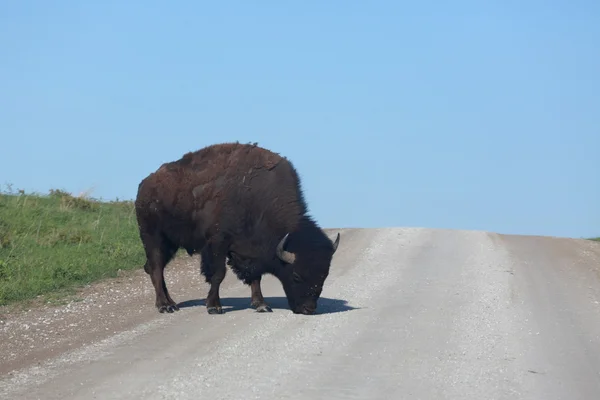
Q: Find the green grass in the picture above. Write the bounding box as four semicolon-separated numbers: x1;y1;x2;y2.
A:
0;186;146;306
591;237;600;242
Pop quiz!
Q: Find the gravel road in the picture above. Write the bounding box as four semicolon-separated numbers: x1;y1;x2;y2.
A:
1;227;600;399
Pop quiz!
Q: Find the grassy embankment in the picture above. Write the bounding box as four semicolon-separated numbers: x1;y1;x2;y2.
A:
0;186;148;307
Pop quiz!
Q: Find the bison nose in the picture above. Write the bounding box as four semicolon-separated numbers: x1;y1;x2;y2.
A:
303;307;316;315
294;306;315;315
299;303;316;315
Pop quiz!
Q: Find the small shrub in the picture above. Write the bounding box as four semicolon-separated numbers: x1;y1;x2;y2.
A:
60;194;98;211
0;222;12;248
49;188;99;212
48;188;71;198
0;259;8;281
51;263;85;281
42;228;93;247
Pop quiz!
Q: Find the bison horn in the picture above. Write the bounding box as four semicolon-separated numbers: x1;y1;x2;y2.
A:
276;233;296;264
331;232;340;253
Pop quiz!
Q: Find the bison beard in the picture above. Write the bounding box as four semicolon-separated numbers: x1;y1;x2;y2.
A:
134;142;341;315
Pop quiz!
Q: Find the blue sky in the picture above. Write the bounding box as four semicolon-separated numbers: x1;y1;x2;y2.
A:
1;1;598;238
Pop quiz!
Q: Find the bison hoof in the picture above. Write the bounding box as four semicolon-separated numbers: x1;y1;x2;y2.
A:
251;301;272;313
255;304;272;313
158;304;179;313
207;306;224;315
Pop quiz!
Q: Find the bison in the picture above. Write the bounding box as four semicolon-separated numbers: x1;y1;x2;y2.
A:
134;142;341;315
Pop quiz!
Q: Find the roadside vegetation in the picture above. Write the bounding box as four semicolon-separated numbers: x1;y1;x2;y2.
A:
0;184;147;307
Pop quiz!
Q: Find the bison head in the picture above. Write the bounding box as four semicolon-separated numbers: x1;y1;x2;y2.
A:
275;231;340;315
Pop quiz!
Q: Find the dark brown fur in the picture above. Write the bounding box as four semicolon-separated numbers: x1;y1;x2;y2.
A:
134;142;340;315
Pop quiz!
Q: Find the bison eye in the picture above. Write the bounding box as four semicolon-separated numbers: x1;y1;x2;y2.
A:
293;271;303;283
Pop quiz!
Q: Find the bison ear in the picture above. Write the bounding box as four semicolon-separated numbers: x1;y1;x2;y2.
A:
331;232;340;253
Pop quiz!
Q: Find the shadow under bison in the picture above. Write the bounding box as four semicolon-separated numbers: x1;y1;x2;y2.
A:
177;296;359;315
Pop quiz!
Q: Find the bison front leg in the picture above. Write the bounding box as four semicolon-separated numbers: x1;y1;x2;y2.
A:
250;277;272;313
141;235;179;314
200;244;227;315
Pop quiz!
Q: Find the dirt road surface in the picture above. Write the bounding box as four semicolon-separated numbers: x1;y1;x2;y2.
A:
1;227;600;399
